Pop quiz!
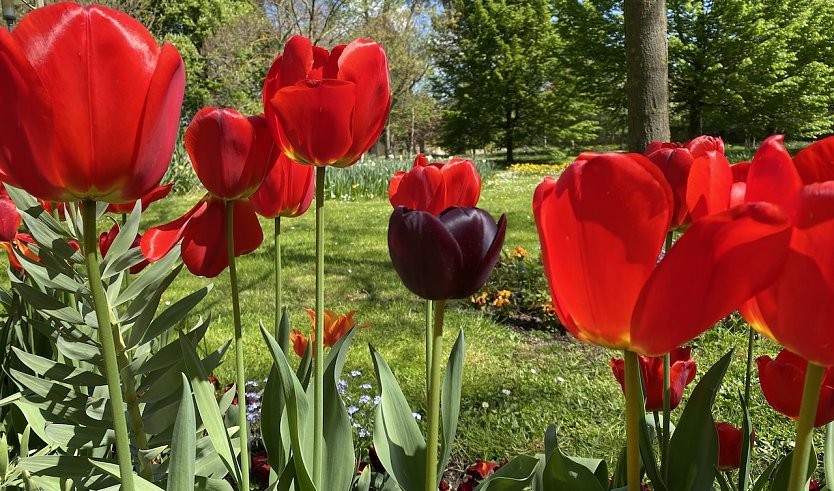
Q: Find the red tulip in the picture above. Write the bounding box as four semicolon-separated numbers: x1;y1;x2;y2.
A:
757;349;834;427
644;136;732;228
290;328;309;358
730;162;751;207
388;207;506;300
388;154;481;216
610;347;697;412
0;233;39;271
186;108;278;201
0;3;185;203
99;224;148;274
250;153;315;218
263;35;390;167
106;184;173;214
0;184;20;242
715;422;744;470
140;196;262;278
533;152;791;355
741;136;834;365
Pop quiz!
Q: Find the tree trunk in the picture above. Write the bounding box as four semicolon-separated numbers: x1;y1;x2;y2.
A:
505;109;515;165
624;0;670;152
384;123;392;158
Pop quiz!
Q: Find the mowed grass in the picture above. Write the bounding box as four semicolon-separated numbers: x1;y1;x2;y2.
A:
140;165;804;472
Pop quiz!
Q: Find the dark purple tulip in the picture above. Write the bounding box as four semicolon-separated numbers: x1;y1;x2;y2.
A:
388;206;507;300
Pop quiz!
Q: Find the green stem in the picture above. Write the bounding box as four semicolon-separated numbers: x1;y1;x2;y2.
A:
82;202;135;490
625;350;642;491
113;328;151;480
425;300;446;491
313;167;326;489
226;201;249;491
787;362;825;491
744;327;755;407
425;299;434;401
274;216;285;351
662;352;670;478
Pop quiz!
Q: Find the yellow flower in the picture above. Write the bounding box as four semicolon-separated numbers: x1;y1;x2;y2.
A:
493;296;511;308
513;246;528;258
497;290;512;298
471;293;488;306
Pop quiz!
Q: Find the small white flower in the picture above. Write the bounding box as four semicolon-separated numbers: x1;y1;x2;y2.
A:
530;368;537;374
481;401;489;409
556;376;565;383
501;389;511;396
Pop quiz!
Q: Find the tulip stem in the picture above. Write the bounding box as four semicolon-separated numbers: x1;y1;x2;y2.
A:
82;202;136;491
744;327;755;408
787;361;825;491
426;300;446;491
662;352;670;478
625;350;642;491
226;201;250;491
425;299;434;401
274;216;285;349
313;166;326;489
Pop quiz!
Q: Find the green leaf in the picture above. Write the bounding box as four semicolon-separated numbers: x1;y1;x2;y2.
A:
751;456;781;491
114;248;180;307
371;345;427;491
355;466;372;491
0;433;7;477
769;447;816;491
259;324;315;491
102;202;141;262
826;423;834;490
666;350;734;491
168;373;197;491
138;286;212;347
540;425;605;491
440;330;465;483
13;348;105;386
474;455;539;491
132;316;211;375
261;308;292;474
10;281;83;325
180;335;241;483
739;391;754;491
568;457;608;489
19;456;94;478
89;460;163;490
44;424;115;449
124;263;184;348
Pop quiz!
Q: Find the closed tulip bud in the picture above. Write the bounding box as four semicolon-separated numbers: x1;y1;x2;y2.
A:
388;206;506;300
715;422;745;470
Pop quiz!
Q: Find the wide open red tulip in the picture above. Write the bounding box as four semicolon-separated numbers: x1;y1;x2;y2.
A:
388;207;506;300
106;184;173;214
534;152;791;355
263;35;390;167
715;422;744;470
251;153;315;218
0;184;21;242
186;108;278;200
741;136;834;365
644;136;732;228
611;347;696;412
141;196;262;278
99;224;148;274
0;3;185;203
388;154;481;216
757;350;834;427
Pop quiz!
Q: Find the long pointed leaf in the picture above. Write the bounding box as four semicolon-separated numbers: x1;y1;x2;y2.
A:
168;373;196;491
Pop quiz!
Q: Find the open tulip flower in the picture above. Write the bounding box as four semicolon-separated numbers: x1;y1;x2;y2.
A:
141;196;262;278
715;422;745;470
388;206;507;300
610;347;696;412
106;183;173;214
644;135;732;229
290;309;370;357
388;154;481;215
263;35;390;167
251;153;315;218
533;152;790;356
757;349;834;427
0;3;185;203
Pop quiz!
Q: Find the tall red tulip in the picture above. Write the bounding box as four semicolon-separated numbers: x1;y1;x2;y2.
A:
186;108;278;200
251;153;315;218
611;347;697;412
644;135;732;228
388;207;506;300
757;349;834;427
741;135;834;366
533;152;790;355
140;196;262;278
388;154;481;216
0;3;185;203
263;35;390;167
106;184;173;214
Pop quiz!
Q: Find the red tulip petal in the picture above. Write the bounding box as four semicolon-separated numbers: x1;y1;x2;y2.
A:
180;198;228;278
141;199;206;262
388;207;463;300
632;202;791;356
232;199;264;256
186;108;256;199
0;198;21;242
533;154;672;350
752;183;834;365
441;159;481;209
685;152;732;222
279;36;315;87
251;153;315;218
336;39;390;165
793;135;834;184
387;172;405;204
731;162;751;183
324;45;345;79
686;135;724;158
272;79;356;166
646;147;693;228
757;354;803;420
745;135;803;209
388;165;444;214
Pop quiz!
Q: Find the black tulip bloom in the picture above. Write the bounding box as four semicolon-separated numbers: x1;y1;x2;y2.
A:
388;206;507;300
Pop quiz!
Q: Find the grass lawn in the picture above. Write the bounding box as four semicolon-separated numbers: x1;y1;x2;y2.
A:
143;164;805;475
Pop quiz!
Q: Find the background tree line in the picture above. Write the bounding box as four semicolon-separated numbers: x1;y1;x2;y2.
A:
7;0;834;162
